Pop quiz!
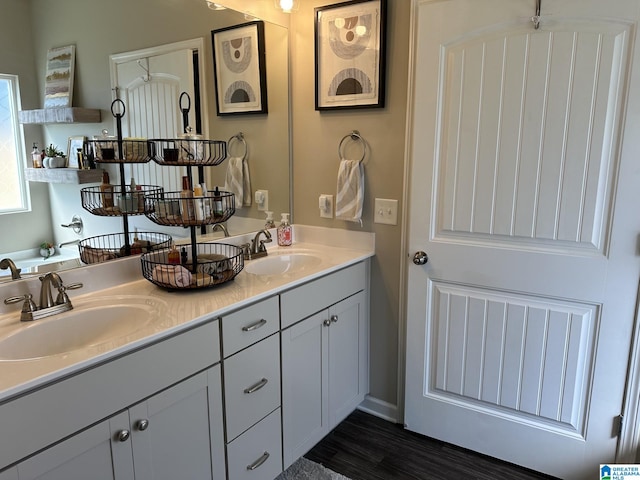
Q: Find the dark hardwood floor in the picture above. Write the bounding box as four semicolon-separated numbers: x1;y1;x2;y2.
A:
305;410;557;480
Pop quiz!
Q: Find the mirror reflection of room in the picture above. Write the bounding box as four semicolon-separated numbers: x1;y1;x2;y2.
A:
0;0;291;278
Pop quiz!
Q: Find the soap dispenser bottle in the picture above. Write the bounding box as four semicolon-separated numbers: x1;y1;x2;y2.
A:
265;211;275;229
277;213;292;246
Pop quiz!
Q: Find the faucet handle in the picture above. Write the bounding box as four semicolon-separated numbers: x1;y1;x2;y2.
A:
4;294;38;321
55;282;83;306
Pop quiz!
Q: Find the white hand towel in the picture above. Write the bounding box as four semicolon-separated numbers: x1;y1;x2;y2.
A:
152;264;193;288
335;160;364;225
224;156;252;207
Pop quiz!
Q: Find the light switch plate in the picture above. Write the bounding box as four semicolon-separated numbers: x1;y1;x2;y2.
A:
319;194;333;218
374;198;398;225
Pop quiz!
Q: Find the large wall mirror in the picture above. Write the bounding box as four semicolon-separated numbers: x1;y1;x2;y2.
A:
0;0;291;277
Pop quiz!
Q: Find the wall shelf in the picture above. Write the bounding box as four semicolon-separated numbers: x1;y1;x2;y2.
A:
25;168;103;184
18;107;102;125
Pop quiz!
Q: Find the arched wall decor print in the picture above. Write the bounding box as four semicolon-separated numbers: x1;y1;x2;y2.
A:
211;21;268;115
315;0;387;110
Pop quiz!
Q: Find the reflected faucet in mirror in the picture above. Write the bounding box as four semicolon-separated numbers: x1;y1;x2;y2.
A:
0;258;21;280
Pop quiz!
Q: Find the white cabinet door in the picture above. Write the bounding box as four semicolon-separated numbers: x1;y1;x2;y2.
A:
130;367;225;480
14;411;133;480
281;292;368;469
328;291;367;427
281;310;328;469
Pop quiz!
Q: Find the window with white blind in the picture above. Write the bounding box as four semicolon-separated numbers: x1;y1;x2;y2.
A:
0;74;29;214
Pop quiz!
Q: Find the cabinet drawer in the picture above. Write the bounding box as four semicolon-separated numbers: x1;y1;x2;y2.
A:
226;408;283;480
222;296;279;358
280;262;366;329
224;334;281;441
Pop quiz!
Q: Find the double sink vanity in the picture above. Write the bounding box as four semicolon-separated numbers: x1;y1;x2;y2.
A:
0;226;374;480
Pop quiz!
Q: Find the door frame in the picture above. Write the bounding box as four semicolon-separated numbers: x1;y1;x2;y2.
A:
398;0;640;463
108;38;210;137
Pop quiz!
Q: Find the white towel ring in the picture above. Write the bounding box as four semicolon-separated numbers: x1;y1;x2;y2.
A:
338;130;367;164
228;132;248;160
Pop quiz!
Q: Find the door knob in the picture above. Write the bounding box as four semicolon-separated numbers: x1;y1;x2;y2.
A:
412;251;428;265
116;429;130;442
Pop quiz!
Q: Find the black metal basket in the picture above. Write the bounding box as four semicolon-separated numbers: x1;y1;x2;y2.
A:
88;139;155;164
141;243;244;290
151;139;227;166
144;190;235;227
78;232;173;265
81;185;163;216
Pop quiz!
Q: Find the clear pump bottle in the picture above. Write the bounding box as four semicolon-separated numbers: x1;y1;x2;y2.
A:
265;211;275;229
277;213;292;246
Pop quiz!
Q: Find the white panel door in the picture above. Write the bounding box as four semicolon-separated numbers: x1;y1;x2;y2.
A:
404;1;640;478
110;42;202;192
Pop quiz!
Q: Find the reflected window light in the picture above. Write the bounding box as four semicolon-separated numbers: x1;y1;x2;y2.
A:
274;0;298;13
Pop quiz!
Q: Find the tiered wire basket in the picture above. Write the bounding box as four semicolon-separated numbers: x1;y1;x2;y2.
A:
144;189;235;227
81;185;163;216
152;139;227;166
141;243;243;290
87;138;155;164
79;232;172;265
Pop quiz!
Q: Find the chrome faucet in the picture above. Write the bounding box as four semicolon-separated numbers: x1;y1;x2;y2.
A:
212;223;230;237
4;272;83;322
58;239;80;248
245;229;272;260
0;258;21;280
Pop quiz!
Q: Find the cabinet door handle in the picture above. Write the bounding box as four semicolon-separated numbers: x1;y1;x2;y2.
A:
242;319;267;332
330;315;338;323
243;378;268;394
246;451;270;471
136;419;149;431
116;429;130;442
323;318;331;327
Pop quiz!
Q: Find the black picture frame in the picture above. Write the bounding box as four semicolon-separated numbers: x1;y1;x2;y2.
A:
315;0;387;111
211;20;268;115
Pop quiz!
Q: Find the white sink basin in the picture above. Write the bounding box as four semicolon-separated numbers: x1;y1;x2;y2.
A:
0;296;167;360
244;251;323;276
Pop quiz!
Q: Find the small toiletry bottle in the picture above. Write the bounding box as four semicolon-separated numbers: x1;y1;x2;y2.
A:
167;243;180;264
212;187;223;217
193;184;205;221
200;183;212;218
277;213;292;246
180;176;195;222
181;247;188;265
31;143;42;168
265;211;275;229
130;228;143;254
100;171;114;208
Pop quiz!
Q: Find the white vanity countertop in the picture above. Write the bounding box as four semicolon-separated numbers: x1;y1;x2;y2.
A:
0;226;374;403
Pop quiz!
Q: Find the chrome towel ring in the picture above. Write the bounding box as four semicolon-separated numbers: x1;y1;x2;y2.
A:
228;132;248;160
338;130;367;164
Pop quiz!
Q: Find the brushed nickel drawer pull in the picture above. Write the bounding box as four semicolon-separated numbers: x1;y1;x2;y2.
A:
246;451;270;471
244;378;268;394
242;319;267;332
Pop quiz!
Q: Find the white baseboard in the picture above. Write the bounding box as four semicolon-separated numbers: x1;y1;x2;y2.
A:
357;395;399;423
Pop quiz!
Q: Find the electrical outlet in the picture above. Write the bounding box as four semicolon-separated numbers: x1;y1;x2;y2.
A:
374;198;398;225
319;194;333;218
254;190;269;211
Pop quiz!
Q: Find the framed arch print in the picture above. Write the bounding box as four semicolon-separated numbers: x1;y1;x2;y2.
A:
315;0;387;110
212;21;268;115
